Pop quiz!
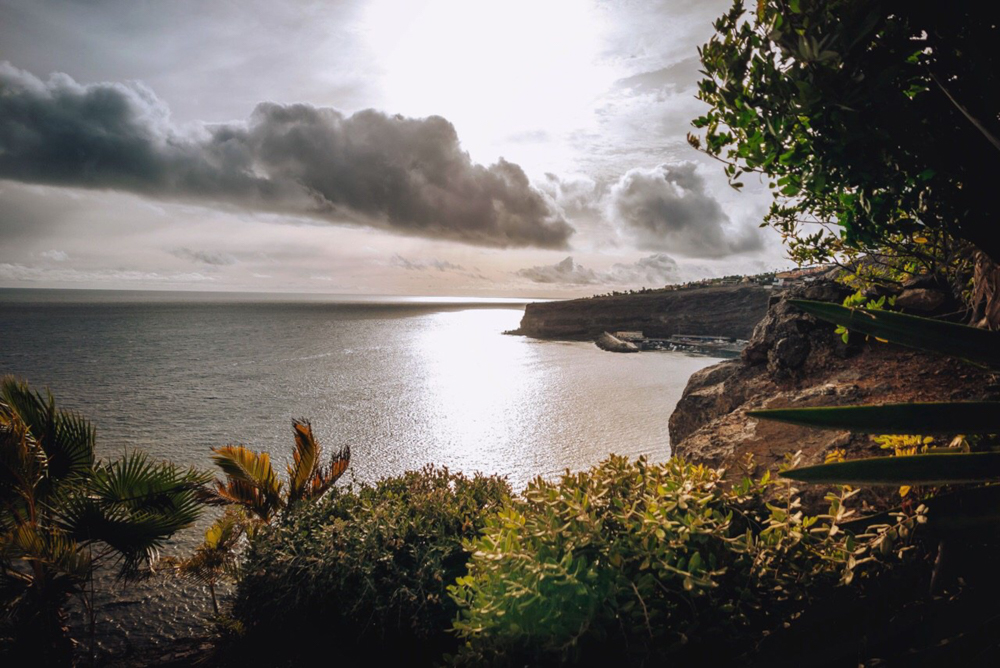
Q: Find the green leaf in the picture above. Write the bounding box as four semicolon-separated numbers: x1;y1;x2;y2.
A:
781;452;1000;485
789;300;1000;368
748;402;1000;434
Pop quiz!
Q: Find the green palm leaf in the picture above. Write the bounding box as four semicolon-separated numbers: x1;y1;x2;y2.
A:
748;402;1000;434
54;452;208;580
790;299;1000;368
781;452;1000;485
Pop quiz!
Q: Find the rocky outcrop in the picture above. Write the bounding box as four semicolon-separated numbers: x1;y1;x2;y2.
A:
668;280;998;483
511;285;770;341
595;332;640;353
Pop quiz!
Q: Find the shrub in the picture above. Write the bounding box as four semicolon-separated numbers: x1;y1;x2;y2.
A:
229;465;511;665
449;455;920;666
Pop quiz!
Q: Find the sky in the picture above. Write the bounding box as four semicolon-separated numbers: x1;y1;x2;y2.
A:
0;0;789;297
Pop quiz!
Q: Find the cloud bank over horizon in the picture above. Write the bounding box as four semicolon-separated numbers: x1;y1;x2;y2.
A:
516;253;680;287
0;62;574;249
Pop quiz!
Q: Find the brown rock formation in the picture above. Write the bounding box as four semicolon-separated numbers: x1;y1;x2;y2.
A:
668;281;998;482
511;285;770;341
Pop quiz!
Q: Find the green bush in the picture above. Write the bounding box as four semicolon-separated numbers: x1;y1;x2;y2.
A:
449;455;921;666
229;465;511;665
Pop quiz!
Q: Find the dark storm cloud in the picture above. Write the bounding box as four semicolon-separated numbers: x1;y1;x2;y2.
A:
0;63;573;249
608;162;762;257
516;253;679;286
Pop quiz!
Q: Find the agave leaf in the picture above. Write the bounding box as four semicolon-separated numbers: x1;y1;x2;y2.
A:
790;299;1000;368
781;452;1000;485
748;402;1000;434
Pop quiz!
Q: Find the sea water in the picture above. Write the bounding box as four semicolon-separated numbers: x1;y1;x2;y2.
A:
0;288;721;651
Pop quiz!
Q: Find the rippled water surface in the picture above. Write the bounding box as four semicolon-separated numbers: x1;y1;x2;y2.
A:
0;288;720;652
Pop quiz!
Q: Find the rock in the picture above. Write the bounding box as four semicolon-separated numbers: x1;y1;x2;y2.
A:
767;335;811;375
594;332;639;353
688;359;741;388
895;288;947;313
668;278;998;499
513;285;770;341
668;360;741;445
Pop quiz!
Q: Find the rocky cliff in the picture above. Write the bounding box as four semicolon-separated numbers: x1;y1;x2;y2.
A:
668;281;998;483
511;285;771;341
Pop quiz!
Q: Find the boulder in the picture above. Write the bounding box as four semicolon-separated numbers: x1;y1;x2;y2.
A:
895;287;947;313
594;332;639;353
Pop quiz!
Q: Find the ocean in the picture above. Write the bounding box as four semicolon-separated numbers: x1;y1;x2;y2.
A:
0;288;721;651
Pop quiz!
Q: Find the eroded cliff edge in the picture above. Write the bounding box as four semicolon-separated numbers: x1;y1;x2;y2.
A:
668;281;998;480
511;285;771;341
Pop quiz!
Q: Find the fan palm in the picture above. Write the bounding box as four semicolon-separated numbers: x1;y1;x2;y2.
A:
0;376;210;664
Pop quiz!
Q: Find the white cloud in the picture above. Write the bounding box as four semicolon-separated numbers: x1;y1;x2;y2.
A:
516;253;679;287
39;249;68;261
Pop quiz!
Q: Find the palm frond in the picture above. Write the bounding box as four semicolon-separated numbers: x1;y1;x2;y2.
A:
3;523;91;583
0;375;94;487
170;509;245;586
209;445;283;520
52;452;208;581
287;419;320;505
0;408;45;525
306;444;351;502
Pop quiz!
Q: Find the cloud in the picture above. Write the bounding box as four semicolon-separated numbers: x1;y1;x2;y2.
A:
516;256;600;284
39;249;68;261
390;254;465;272
0;62;573;249
516;253;679;287
170;247;237;266
0;262;212;284
607;162;762;257
606;253;680;285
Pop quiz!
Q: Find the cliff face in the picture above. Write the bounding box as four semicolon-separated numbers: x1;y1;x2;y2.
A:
668;281;998;483
513;285;771;341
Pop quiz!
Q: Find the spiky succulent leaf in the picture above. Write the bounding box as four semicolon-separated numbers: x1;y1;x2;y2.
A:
790;299;1000;368
748;402;1000;434
782;452;1000;485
